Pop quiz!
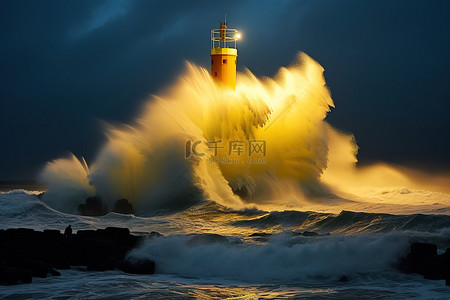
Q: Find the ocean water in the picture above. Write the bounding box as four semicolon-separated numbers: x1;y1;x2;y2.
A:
3;53;450;298
1;189;449;299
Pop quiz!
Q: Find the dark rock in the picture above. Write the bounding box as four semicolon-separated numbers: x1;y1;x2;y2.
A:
403;242;438;277
86;256;116;271
19;269;33;284
49;268;61;276
51;256;71;270
112;199;133;214
104;227;130;237
398;242;450;283
76;230;98;239
97;227;138;247
6;228;36;241
0;226;155;285
410;242;437;257
78;197;107;216
43;229;61;236
15;260;49;278
0;266;32;285
120;259;155;275
70;237;118;267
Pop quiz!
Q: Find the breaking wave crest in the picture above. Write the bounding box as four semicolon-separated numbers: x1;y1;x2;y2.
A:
128;232;409;281
38;52;450;215
39;53;343;214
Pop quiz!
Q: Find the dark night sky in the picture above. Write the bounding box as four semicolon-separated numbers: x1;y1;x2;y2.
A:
1;0;449;180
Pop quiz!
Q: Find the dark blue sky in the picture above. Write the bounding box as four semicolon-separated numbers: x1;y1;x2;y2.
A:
1;0;449;180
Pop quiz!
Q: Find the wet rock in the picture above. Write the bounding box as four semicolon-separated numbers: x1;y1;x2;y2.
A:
97;227;139;247
103;227;130;237
0;266;32;285
399;242;450;284
120;259;155;275
0;226;154;285
5;228;36;242
49;268;61;276
43;229;61;237
400;242;437;276
113;199;133;214
411;242;437;257
76;229;98;239
86;256;117;272
78;196;107;216
15;260;49;278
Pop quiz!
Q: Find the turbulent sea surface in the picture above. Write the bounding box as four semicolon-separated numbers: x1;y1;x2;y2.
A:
1;189;450;299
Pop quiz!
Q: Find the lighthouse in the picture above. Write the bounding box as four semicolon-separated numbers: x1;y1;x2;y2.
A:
210;20;240;90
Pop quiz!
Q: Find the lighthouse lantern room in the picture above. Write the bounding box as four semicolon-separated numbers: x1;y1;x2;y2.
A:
210;20;240;90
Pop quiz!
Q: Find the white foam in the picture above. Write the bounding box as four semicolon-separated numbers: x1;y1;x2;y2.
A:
129;232;410;281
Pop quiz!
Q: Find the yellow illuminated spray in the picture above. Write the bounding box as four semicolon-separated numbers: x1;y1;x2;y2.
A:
40;21;450;215
210;20;240;90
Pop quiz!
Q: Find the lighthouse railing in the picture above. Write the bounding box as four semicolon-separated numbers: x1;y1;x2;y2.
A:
211;28;238;49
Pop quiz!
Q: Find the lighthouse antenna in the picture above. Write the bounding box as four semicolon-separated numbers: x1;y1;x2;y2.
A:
224;14;227;48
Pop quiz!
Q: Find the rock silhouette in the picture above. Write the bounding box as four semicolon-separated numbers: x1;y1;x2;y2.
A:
0;227;156;285
77;197;133;216
398;242;450;285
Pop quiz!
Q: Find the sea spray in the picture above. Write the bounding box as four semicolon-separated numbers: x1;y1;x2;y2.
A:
40;154;94;213
41;53;338;214
39;52;450;215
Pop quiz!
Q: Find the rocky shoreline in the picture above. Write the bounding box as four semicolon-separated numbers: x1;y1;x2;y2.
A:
1;226;449;286
0;227;156;285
